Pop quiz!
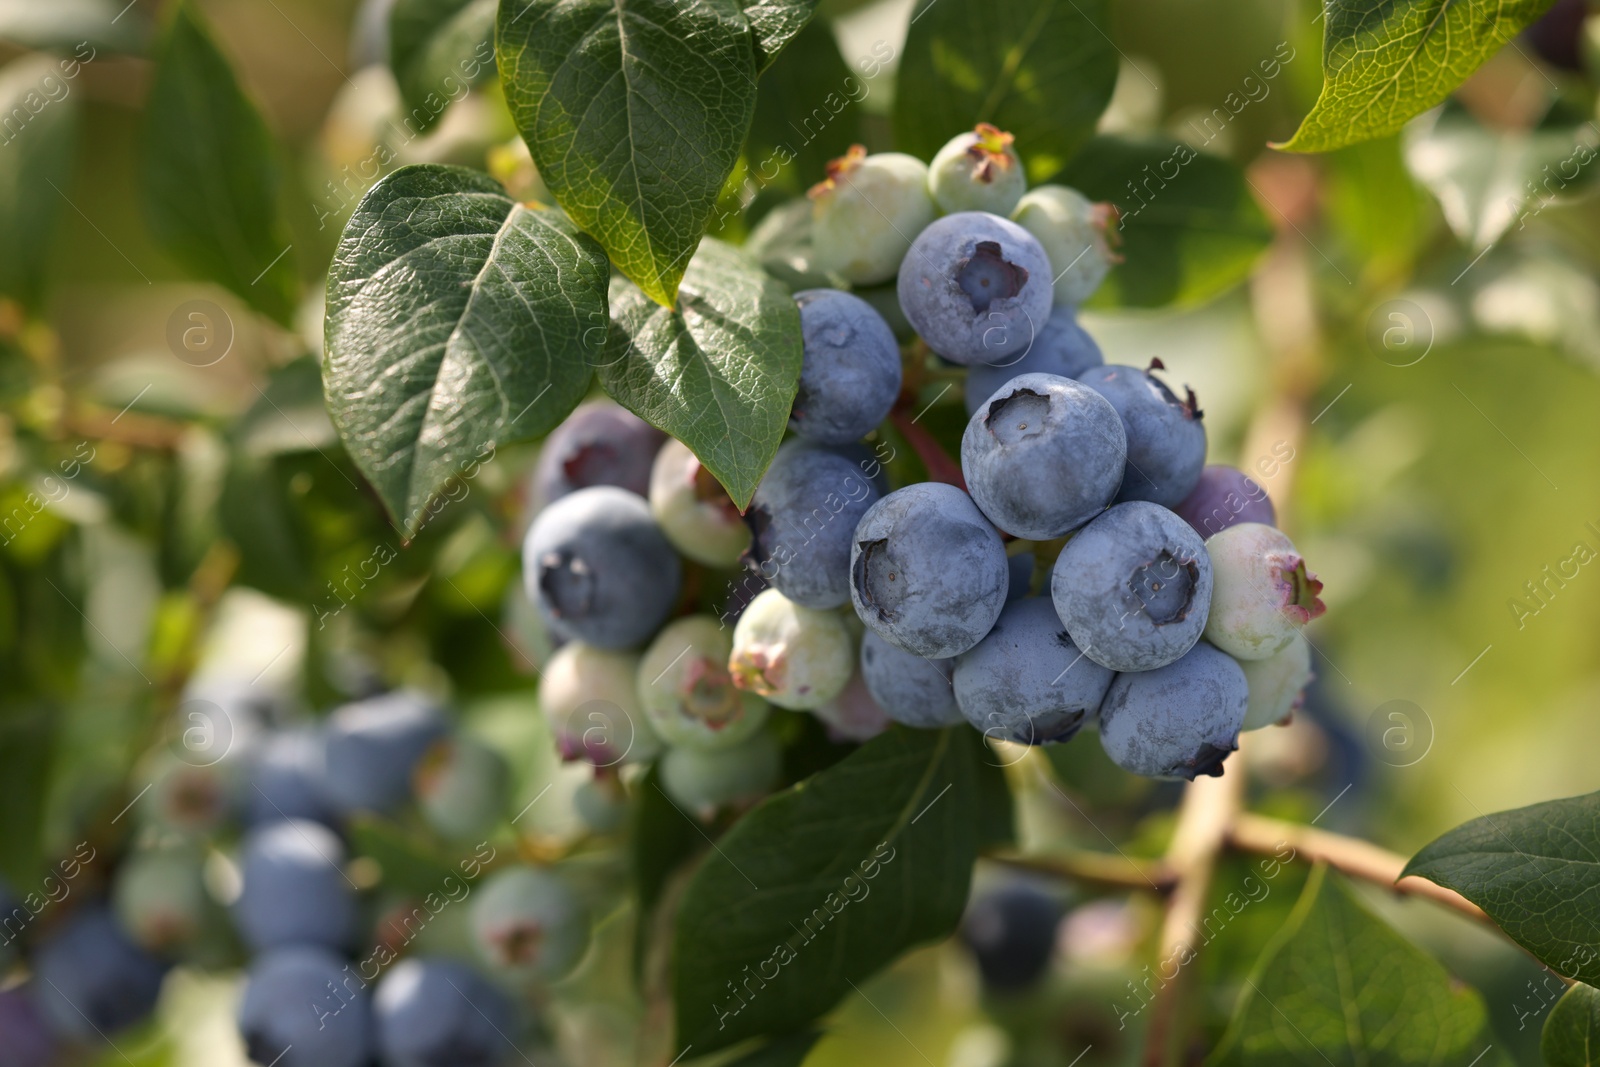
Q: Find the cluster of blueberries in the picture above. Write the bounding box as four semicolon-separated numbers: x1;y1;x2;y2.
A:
0;681;590;1067
522;124;1325;804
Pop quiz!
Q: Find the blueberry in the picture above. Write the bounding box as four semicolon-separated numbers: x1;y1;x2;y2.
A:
928;124;1028;217
414;734;510;840
1240;635;1313;730
374;958;517;1067
1203;523;1325;661
743;442;883;610
810;147;937;285
649;437;750;568
963;305;1104;415
659;729;782;818
1010;185;1116;307
234;818;356;952
640;616;770;750
858;630;963;729
245;727;335;828
138;751;235;837
0;985;57;1067
1076;361;1205;507
322;689;449;815
729;589;855;711
573;774;627;834
811;669;893;742
962;372;1127;539
960;882;1063;991
530;399;665;509
523;486;682;648
1050;501;1213;672
237;946;373;1067
112;846;207;952
470;867;589;982
897;212;1053;365
953;598;1115;745
539;642;660;765
790;289;903;445
1172;464;1277;538
1097;642;1247;779
850;482;1009;658
33;906;167;1039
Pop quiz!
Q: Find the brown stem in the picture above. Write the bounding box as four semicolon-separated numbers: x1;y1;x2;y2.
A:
1226;812;1489;925
985;847;1175;894
889;409;965;490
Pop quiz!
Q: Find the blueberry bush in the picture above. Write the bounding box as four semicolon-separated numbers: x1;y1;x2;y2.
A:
2;0;1600;1064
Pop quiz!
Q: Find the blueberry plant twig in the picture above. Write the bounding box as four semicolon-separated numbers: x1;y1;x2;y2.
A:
985;847;1176;894
888;408;967;489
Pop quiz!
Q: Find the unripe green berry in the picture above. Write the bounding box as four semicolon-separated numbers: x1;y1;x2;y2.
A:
640;615;770;750
414;734;510;839
729;589;854;711
540;642;661;765
928;123;1027;216
810;146;936;284
1011;185;1118;306
649;438;749;568
1240;636;1313;730
659;729;781;819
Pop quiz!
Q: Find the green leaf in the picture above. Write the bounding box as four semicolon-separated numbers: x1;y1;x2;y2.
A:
895;0;1118;183
1403;790;1600;984
1403;101;1600;250
0;54;79;309
726;1030;824;1067
324;164;608;536
746;19;860;196
673;727;1001;1055
740;0;817;71
389;0;497;135
0;704;56;884
1055;136;1274;308
1544;983;1600;1067
1279;0;1560;153
498;0;758;306
0;0;150;53
600;237;800;510
139;2;298;324
1211;864;1502;1067
632;763;708;948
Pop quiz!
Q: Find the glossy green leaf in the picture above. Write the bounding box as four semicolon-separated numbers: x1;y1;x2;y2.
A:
746;19;860;196
0;54;79;309
324;164;608;536
741;0;817;71
1403;789;1600;984
139;2;298;324
498;0;758;306
673;727;1002;1055
1279;0;1560;153
389;0;497;135
1544;983;1600;1067
896;0;1118;182
727;1030;824;1067
1055;136;1273;308
600;237;801;510
0;0;149;53
1403;101;1600;250
1211;864;1503;1067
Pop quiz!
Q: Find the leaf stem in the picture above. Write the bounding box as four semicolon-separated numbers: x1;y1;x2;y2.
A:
985;847;1175;894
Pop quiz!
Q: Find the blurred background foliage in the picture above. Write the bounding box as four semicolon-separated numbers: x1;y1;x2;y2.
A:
2;0;1599;1064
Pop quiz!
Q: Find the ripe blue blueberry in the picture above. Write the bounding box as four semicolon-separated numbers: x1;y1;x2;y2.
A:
374;958;517;1067
470;867;589;982
640;616;770;750
1051;501;1213;672
849;482;1010;658
530;399;665;509
964;305;1104;415
897;211;1053;365
962;372;1127;539
960;882;1063;991
858;630;963;729
1240;635;1313;730
729;589;855;711
1172;464;1277;538
1203;523;1325;661
414;734;511;841
954;598;1115;745
0;986;56;1067
928;124;1028;217
649;438;750;568
790;288;902;446
524;486;683;648
743;442;882;610
1010;185;1117;306
112;846;207;952
237;946;373;1067
539;642;659;765
660;729;783;818
810;147;937;284
322;689;448;815
234;818;356;952
1076;361;1206;508
245;727;335;828
1097;641;1248;779
33;906;167;1039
